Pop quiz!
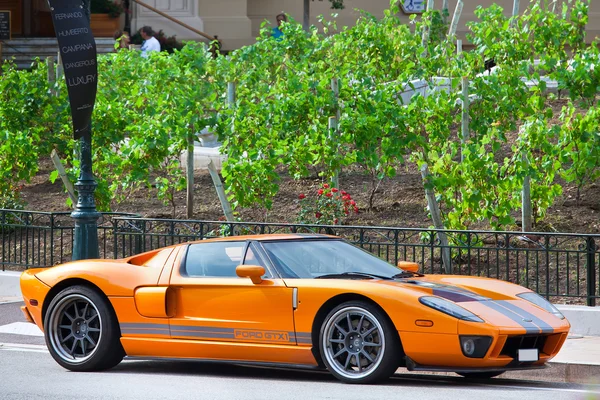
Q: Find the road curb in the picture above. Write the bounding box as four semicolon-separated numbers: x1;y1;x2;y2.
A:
502;361;600;384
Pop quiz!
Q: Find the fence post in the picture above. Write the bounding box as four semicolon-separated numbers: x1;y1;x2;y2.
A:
112;217;119;259
587;237;597;307
420;164;452;274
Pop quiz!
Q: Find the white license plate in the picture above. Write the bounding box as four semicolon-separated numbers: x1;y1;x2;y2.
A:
518;349;539;362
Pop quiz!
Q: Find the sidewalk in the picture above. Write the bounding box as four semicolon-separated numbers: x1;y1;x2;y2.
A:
0;271;21;304
500;335;600;384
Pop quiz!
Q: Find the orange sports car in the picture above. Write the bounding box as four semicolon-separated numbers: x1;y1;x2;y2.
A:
19;234;570;384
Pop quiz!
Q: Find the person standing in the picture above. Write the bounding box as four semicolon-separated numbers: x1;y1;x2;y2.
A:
140;26;161;57
272;13;287;39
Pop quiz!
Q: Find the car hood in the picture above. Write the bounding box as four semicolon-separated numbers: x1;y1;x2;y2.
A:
377;276;568;332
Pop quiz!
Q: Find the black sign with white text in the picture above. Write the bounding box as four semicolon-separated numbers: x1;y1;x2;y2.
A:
0;11;11;40
47;1;97;140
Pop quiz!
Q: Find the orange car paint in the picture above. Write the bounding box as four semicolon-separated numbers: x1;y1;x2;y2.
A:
19;234;570;371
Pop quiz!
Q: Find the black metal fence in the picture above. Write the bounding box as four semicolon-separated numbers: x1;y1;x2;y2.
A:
1;209;599;306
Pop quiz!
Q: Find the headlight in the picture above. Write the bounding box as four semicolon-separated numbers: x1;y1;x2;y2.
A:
517;292;565;320
419;296;484;322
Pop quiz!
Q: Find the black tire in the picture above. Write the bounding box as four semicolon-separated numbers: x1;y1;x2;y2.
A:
44;285;124;371
318;300;401;384
457;371;505;379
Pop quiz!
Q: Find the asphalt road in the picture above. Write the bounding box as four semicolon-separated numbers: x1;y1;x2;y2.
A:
1;301;600;400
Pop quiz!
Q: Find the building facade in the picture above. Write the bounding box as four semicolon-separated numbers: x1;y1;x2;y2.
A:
1;0;599;50
129;0;600;50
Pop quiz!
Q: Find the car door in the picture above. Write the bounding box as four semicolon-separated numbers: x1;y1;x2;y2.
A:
168;240;297;346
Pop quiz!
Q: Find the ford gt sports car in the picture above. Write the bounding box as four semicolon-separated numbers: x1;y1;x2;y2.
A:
19;234;570;384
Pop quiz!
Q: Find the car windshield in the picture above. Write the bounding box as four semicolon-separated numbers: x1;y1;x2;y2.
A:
261;239;403;279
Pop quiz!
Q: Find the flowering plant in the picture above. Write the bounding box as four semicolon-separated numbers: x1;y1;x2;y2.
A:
297;183;359;225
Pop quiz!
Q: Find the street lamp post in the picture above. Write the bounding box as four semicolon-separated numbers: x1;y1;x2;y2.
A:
48;0;99;260
71;137;100;260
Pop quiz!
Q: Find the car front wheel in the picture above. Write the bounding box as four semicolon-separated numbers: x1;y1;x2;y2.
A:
44;285;124;371
319;301;400;384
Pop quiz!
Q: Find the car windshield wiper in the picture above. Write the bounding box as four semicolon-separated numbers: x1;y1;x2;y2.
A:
392;270;424;279
315;272;393;280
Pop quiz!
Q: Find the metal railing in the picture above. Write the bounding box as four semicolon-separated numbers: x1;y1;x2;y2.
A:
0;209;139;270
1;210;599;306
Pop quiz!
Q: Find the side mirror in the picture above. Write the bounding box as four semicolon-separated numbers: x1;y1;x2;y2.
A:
236;265;265;284
397;261;420;273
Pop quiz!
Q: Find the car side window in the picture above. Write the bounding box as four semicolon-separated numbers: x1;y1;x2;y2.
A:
183;242;246;278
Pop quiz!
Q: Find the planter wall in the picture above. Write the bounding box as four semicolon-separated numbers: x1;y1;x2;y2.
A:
90;13;121;37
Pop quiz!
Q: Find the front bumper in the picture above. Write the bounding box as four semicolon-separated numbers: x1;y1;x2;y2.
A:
399;319;570;370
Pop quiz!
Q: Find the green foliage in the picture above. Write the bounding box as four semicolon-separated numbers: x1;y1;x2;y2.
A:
1;0;599;233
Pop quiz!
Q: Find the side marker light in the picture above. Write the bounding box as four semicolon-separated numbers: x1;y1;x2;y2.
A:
415;320;434;327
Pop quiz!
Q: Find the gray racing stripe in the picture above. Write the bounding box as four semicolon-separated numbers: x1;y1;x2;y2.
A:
120;323;169;330
496;301;554;334
121;328;170;336
483;301;540;334
171;331;235;339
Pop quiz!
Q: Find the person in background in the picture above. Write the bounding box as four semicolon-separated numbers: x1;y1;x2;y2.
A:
140;26;161;57
272;13;287;39
113;30;131;51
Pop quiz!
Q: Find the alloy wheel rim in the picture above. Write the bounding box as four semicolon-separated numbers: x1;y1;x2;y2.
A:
322;307;385;380
48;294;102;364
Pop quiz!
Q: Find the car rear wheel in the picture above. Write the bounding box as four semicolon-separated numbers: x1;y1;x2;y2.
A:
319;301;400;384
457;371;505;379
44;285;124;371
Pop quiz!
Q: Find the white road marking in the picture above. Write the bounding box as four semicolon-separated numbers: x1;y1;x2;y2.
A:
472;382;600;395
0;342;47;353
0;322;44;336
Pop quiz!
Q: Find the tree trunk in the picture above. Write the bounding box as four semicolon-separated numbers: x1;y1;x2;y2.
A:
303;0;310;31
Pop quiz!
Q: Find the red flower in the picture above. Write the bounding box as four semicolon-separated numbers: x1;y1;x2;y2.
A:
350;200;356;206
334;218;339;224
323;183;330;189
326;192;333;198
332;188;339;193
298;193;306;200
317;189;324;195
342;195;350;201
341;190;347;195
315;212;322;218
354;206;359;213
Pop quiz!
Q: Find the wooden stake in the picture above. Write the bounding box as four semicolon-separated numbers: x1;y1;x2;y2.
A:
207;160;234;222
421;0;435;56
420;164;452;274
522;151;532;232
330;77;340;189
50;149;77;207
448;0;463;39
442;0;449;24
186;130;194;219
458;40;470;161
46;56;55;96
329;116;339;189
511;0;520;27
